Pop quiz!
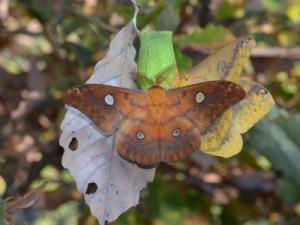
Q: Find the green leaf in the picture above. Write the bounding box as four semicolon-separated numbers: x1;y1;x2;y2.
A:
174;47;192;72
156;5;180;31
29;1;54;23
251;118;300;186
277;177;300;209
63;42;92;66
215;0;235;20
0;199;5;220
175;24;233;47
62;16;87;36
262;0;286;13
134;0;148;7
276;114;300;147
137;31;178;90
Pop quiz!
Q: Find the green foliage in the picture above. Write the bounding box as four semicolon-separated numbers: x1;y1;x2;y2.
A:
138;31;178;89
250;109;300;208
0;200;4;220
174;47;193;71
175;24;234;47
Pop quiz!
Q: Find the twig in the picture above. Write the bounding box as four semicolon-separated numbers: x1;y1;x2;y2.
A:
10;60;47;122
89;16;118;33
9;28;43;36
67;8;118;33
251;47;300;60
276;93;300;109
181;45;300;60
198;0;211;28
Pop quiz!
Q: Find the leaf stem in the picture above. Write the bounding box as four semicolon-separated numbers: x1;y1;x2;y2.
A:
130;0;140;32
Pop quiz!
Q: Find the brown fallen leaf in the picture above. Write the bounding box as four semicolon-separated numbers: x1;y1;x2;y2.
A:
59;21;155;225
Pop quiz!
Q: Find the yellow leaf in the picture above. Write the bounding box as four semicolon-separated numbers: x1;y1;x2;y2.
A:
0;176;6;196
202;80;274;158
181;37;255;157
286;4;300;23
202;123;243;158
174;37;274;157
184;36;255;84
233;80;275;133
201;109;232;151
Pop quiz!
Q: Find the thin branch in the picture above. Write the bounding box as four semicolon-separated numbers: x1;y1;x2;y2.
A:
276;93;300;109
251;47;300;60
10;27;43;36
181;45;300;60
67;8;118;33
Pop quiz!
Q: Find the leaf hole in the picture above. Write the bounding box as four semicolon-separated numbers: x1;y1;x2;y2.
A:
217;60;226;72
86;182;98;194
69;137;78;151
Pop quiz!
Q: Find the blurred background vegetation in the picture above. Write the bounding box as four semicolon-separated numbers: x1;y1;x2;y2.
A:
1;0;300;224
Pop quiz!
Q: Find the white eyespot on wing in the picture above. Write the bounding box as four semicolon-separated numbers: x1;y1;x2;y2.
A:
172;128;181;137
136;131;145;140
104;94;114;105
195;92;205;103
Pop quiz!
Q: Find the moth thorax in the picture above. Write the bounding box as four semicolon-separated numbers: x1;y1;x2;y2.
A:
146;86;166;123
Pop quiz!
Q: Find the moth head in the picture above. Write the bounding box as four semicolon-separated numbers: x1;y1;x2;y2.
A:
63;85;86;105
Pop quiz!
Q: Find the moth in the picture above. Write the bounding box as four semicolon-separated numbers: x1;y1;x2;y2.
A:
63;80;245;167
